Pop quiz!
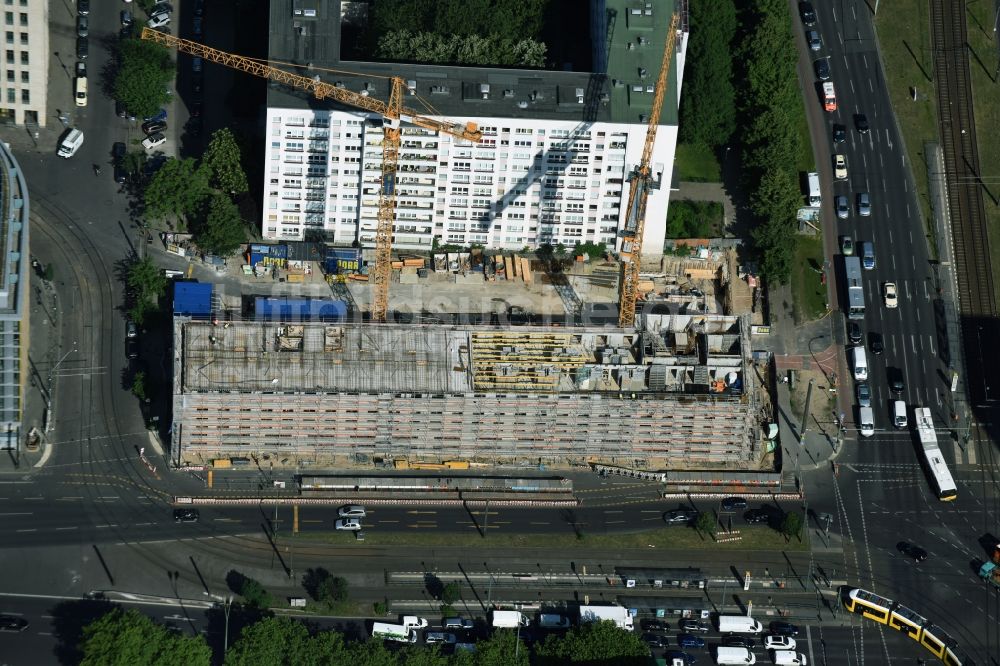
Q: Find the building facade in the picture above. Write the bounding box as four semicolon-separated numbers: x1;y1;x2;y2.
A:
0;139;29;451
262;0;687;256
0;0;48;127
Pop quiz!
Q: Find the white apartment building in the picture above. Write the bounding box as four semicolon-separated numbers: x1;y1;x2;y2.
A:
264;0;687;257
0;0;47;127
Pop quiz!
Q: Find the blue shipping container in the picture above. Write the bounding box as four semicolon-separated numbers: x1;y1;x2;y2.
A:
250;244;271;255
254;297;347;321
174;282;213;317
269;244;289;259
249;253;265;266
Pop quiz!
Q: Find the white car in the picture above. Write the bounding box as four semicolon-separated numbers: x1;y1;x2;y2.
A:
142;132;166;150
148;12;170;28
765;635;797;650
335;518;362;531
338;505;366;518
883;282;898;309
834;154;848;180
75;76;88;107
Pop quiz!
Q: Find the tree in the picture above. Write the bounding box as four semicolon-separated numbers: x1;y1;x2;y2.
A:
123;150;147;179
224;617;347;666
440;582;460;605
317;575;349;606
535;621;649;664
131;370;148;402
194;193;246;256
347;639;396;666
144;158;211;224
471;630;529;666
780;511;804;541
695;510;717;536
239;578;273;610
679;0;737;147
113;39;174;119
126;255;168;326
203;128;249;195
80;608;211;666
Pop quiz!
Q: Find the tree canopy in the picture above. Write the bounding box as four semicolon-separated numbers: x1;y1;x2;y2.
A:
535;621;650;664
79;608;210;666
224;616;347;666
375;32;546;67
114;39;174;119
144;158;211;224
194;193;245;257
679;0;737;147
203;128;249;195
370;0;547;40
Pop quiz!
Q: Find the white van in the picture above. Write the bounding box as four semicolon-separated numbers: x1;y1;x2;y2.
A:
893;400;908;428
716;646;757;664
859;407;875;438
57;128;84;158
773;650;808;665
852;346;868;381
806;172;821;206
716;615;763;634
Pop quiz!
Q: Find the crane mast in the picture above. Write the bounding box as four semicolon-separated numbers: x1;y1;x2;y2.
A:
617;14;679;328
141;29;482;322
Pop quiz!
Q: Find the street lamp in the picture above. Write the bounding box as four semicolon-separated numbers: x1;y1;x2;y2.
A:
222;595;233;654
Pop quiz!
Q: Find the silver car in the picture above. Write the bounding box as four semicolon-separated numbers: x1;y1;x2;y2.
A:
856;382;871;407
335;518;362;531
857;192;871;216
806;30;821;51
836;195;849;219
338;504;366;518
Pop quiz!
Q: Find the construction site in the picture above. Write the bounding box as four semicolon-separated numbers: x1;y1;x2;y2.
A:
170;312;767;471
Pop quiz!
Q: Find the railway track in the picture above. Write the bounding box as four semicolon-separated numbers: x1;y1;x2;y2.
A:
929;0;998;406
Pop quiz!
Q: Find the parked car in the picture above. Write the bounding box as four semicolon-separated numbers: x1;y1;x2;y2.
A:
0;615;29;632
721;497;747;511
857;192;871;216
641;619;668;632
799;1;816;25
126;337;139;359
193;16;203;37
848;321;862;345
193;0;204;16
857;382;871;408
148;12;170;28
121;10;133;27
77;15;89;37
76;61;86;77
76;37;89;59
678;619;710;633
77;0;90;15
338;505;366;518
883;282;898;308
743;508;769;524
897;541;928;562
144;109;168;123
643;633;668;649
813;58;830;81
834;154;848;179
770;621;800;637
676;633;705;649
192;56;203;73
126;319;137;338
173;508;199;522
142;120;167;135
443;617;475;630
75;76;88;107
664;652;696;666
142;133;166;150
855;113;870;133
335;518;362;531
836;195;849;219
806;30;821;51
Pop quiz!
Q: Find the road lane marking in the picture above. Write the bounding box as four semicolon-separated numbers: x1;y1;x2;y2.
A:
55;526;78;531
16;528;36;532
0;512;32;516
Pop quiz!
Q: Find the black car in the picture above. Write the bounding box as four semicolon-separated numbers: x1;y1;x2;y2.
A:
78;0;90;15
887;367;905;394
193;0;204;16
799;1;816;25
678;619;710;633
0;614;28;632
664;508;698;525
832;124;846;144
721;497;747;511
114;164;127;185
113;141;127;160
641;619;668;631
76;36;88;59
869;332;884;355
721;636;755;649
189;101;203;117
173;508;199;523
743;508;769;524
855;113;870;133
813;58;830;81
643;633;668;649
848;321;862;345
142;120;167;135
126;337;139;360
664;652;695;666
770;621;800;637
897;541;928;562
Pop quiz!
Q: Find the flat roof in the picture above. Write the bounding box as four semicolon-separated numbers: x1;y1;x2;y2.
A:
267;0;679;125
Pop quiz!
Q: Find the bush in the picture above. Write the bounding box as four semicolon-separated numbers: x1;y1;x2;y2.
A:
373;600;389;616
665;200;722;238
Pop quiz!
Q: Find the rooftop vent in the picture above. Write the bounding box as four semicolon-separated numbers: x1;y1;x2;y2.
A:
638;36;647;45
430;85;450;95
627;42;635;50
646;85;654;93
630;8;642;15
632;84;643;92
599;92;610;103
639;114;648;123
503;89;515;98
303;8;317;17
518;101;529;109
639;67;648;78
334;81;345;88
575;87;585;103
479;83;491;99
613;79;625;88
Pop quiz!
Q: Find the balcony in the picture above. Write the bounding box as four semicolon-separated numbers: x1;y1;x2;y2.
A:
308;143;329;153
307;131;330;140
305;178;326;189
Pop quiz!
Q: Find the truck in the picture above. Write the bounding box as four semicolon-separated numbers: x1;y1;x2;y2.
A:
773;651;807;665
401;616;428;630
716;646;757;664
371;622;416;643
979;542;1000;588
716;615;763;634
491;610;530;628
806;172;821;206
822;81;837;112
578;605;634;631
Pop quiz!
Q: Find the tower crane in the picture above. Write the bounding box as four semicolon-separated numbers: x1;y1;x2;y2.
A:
141;28;483;322
618;14;680;328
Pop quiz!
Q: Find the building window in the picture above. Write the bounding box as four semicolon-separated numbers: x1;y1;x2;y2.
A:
19;88;27;103
6;88;13;103
19;50;26;64
3;13;10;26
19;70;26;83
4;70;10;82
18;32;25;45
18;12;25;26
4;31;10;44
4;49;11;63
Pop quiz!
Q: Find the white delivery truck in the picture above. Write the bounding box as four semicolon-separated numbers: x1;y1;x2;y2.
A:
716;646;757;664
491;610;530;628
57;128;84;158
371;622;416;643
579;605;634;630
773;650;808;665
806;172;821;206
716;615;763;634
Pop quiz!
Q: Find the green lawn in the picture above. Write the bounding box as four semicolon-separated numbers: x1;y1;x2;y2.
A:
794;95;814;173
675;142;722;182
791;234;828;323
292;524;809;552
